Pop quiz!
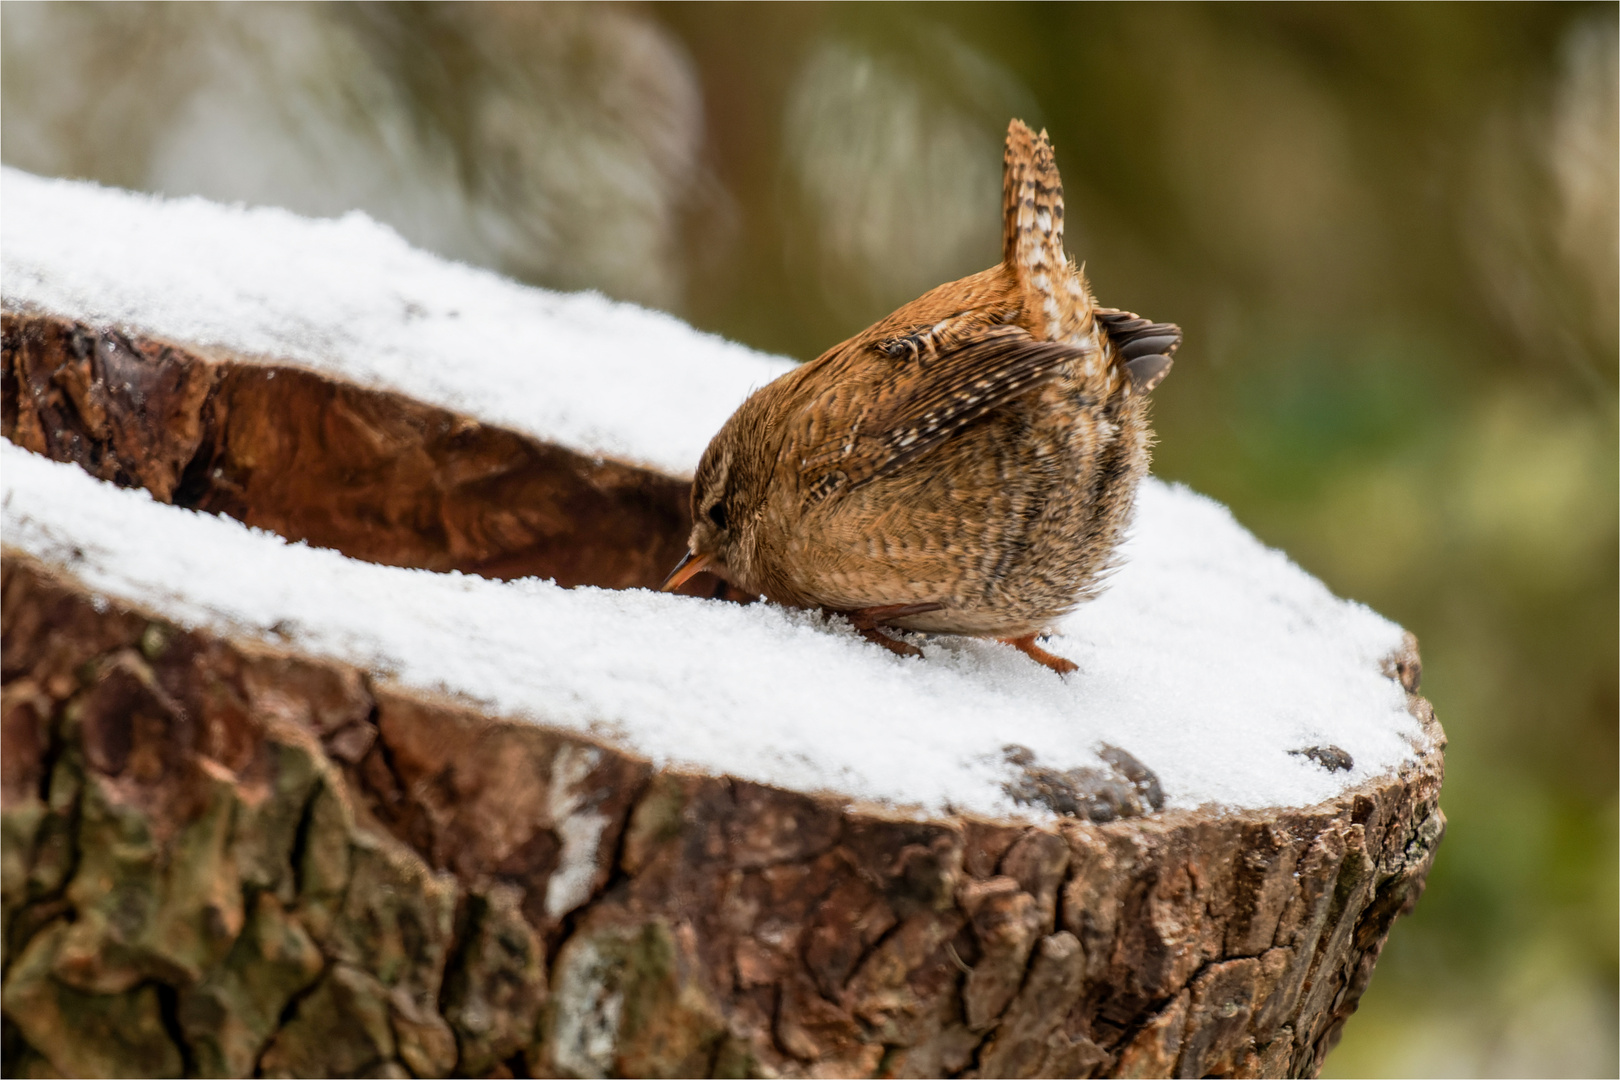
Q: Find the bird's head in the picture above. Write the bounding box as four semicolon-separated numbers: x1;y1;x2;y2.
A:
659;404;774;596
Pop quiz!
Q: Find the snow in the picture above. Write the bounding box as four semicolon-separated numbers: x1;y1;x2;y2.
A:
1;445;1425;817
0;169;1429;817
0;169;793;478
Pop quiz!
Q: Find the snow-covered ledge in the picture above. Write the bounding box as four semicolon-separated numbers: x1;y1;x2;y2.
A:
1;171;1443;1079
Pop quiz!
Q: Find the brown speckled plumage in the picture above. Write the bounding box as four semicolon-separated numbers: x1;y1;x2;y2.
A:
665;120;1180;672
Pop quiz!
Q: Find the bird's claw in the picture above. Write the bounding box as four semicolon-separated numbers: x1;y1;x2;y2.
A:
838;603;942;659
1001;633;1078;674
855;626;924;658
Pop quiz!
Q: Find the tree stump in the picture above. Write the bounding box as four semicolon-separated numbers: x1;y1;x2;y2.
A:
0;171;1445;1078
1;311;1444;1079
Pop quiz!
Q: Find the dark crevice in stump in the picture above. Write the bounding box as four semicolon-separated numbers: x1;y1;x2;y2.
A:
2;309;748;600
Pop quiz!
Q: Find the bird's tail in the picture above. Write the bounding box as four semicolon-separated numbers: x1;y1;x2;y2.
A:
1001;120;1067;289
1002;119;1096;347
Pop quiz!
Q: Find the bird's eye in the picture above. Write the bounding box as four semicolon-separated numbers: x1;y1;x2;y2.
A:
707;502;728;529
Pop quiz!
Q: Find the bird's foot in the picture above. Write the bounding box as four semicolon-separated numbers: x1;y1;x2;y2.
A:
854;626;924;658
839;603;944;659
1001;633;1078;674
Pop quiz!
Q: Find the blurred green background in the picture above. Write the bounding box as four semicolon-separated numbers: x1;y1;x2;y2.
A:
3;2;1615;1074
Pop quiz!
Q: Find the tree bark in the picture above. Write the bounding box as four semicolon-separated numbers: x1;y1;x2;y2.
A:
1;310;1445;1078
1;553;1443;1079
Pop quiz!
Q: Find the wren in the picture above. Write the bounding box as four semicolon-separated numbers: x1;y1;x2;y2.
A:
663;120;1180;674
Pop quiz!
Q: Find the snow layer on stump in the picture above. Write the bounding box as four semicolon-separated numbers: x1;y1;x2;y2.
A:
1;168;1427;816
1;169;794;478
2;443;1424;815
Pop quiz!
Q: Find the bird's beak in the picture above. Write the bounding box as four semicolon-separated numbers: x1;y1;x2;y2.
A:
659;550;717;593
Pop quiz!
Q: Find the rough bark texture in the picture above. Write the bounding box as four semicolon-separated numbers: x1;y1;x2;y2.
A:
1;308;1446;1077
1;310;741;597
1;553;1445;1079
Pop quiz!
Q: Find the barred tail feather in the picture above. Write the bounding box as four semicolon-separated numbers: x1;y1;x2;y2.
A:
1002;119;1098;348
1001;120;1066;294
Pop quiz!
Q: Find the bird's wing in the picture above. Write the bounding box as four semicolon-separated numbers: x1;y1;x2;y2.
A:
1095;307;1181;394
793;325;1083;504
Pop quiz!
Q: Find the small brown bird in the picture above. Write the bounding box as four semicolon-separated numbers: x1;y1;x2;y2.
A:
662;119;1179;673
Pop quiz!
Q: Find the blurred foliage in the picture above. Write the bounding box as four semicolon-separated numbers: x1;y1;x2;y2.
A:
2;2;1615;1074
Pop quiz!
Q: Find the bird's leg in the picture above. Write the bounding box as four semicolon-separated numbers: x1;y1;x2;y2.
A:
839;602;944;659
1001;633;1078;674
